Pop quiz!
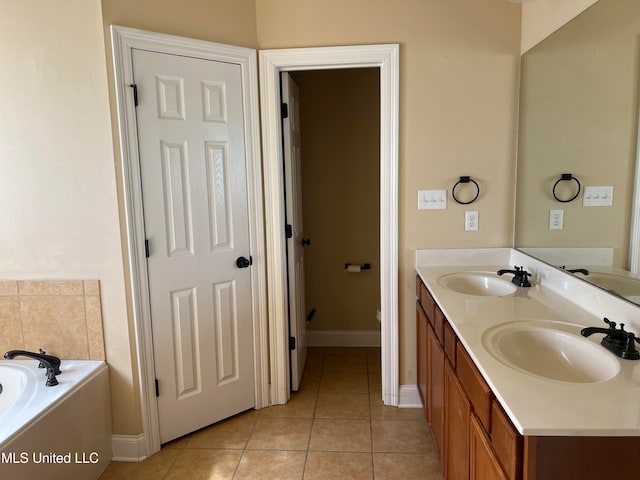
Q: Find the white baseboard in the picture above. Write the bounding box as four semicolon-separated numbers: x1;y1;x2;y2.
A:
111;434;147;462
306;329;381;347
398;384;422;409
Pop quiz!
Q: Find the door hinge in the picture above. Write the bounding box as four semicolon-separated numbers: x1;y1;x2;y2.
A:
285;224;293;239
281;102;289;119
145;239;150;258
129;84;139;107
289;336;296;350
155;378;159;397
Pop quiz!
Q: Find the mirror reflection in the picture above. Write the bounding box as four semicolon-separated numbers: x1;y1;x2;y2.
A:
514;0;640;304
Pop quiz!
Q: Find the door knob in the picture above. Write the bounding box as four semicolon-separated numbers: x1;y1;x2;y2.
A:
236;256;252;269
301;238;311;247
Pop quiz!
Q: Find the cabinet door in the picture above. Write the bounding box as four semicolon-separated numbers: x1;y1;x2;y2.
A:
470;414;508;480
417;301;429;419
445;361;470;480
428;323;445;464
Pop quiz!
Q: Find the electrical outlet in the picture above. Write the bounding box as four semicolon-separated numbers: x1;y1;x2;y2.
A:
549;209;563;230
418;189;447;210
465;211;478;231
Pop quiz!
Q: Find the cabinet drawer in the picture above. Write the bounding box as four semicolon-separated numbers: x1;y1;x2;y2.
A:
456;342;492;432
420;282;435;326
434;306;445;344
491;401;522;480
443;320;457;367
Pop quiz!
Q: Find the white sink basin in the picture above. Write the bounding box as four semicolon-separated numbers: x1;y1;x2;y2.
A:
482;321;620;383
438;272;518;297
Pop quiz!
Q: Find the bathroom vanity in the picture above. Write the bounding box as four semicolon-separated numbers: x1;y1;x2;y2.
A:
416;249;640;480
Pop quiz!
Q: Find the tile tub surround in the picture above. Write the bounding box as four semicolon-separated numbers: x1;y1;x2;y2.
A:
416;248;640;436
0;280;105;360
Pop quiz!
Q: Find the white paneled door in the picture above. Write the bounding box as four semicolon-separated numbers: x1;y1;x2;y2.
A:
282;73;307;391
132;49;255;443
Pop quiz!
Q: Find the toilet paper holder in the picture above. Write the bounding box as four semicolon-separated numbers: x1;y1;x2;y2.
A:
345;263;371;272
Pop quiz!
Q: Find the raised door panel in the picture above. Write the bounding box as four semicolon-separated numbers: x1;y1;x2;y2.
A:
470;414;508;480
456;342;492;432
417;301;429;418
444;361;470;480
428;323;445;464
491;401;522;480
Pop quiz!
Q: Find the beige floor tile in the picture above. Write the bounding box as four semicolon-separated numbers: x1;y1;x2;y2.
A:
319;370;369;394
371;419;433;453
186;411;258;449
304;451;373;480
163;434;191;450
315;393;370;419
98;448;180;480
309;419;371;452
373;452;443;480
164;449;241;480
322;353;367;373
235;450;306;480
369;393;424;420
366;350;382;372
260;388;317;418
246;417;312;450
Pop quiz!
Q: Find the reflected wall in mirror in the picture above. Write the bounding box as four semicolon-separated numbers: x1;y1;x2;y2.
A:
515;0;640;303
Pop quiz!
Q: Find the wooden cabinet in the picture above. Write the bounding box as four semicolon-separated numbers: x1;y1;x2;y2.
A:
428;322;445;463
444;361;470;480
417;276;520;480
470;414;508;480
417;274;640;480
416;301;428;419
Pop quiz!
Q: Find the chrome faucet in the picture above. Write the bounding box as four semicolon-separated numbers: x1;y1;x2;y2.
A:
4;349;62;386
497;266;531;287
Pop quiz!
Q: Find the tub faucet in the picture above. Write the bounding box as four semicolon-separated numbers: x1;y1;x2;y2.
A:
4;350;61;386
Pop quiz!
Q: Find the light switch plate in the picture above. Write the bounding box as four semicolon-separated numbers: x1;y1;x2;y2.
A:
583;186;613;207
418;189;447;210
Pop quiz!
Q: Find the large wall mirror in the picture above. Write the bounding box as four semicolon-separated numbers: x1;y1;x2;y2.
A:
515;0;640;304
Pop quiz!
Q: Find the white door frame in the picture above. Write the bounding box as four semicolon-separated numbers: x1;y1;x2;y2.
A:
259;44;400;406
110;25;269;457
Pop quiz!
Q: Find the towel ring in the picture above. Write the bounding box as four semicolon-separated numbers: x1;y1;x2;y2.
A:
452;176;480;205
552;173;581;203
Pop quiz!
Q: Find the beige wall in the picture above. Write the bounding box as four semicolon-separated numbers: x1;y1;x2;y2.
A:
2;0;522;440
521;0;599;53
515;0;640;268
292;69;381;332
0;0;132;432
257;0;522;385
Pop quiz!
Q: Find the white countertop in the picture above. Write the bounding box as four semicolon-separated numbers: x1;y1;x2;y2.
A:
416;249;640;436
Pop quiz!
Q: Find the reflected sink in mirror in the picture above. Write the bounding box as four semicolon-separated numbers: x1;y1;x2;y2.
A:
583;272;640;300
482;321;620;383
437;272;518;297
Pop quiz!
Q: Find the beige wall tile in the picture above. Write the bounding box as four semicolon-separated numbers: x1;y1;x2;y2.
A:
84;280;100;296
19;280;84;296
20;296;89;359
85;295;106;360
0;281;18;296
0;297;24;353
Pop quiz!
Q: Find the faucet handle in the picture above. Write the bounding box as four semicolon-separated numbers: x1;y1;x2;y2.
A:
604;318;617;329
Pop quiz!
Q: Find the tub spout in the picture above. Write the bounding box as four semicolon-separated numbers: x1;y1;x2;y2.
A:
4;350;61;386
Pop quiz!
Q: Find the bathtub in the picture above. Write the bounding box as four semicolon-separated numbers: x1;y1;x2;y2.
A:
0;359;111;479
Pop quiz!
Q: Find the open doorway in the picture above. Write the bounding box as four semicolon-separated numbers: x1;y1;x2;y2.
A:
287;68;381;376
259;44;399;407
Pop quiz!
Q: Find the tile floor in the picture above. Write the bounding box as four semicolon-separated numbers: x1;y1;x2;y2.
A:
99;347;443;479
